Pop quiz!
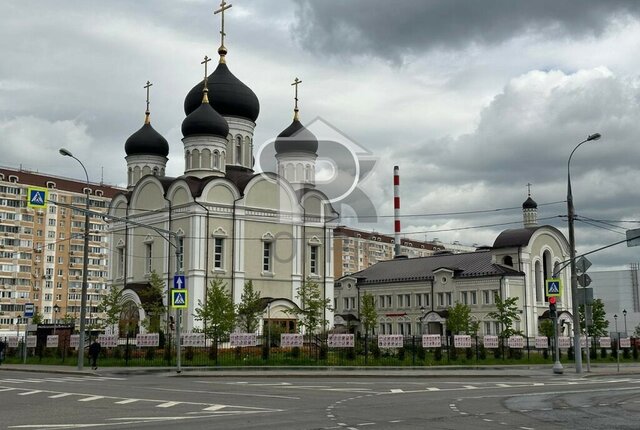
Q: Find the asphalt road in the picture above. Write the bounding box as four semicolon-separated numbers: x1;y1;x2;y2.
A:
0;370;639;429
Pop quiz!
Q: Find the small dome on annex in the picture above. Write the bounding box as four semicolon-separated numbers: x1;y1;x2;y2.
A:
275;118;318;155
124;122;169;157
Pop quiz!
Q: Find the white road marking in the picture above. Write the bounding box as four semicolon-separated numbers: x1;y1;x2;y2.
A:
202;405;226;411
463;385;478;389
0;387;17;392
114;399;139;404
426;387;441;391
18;390;42;396
157;401;181;408
390;389;404;393
153;386;300;400
79;396;104;402
496;384;511;387
49;393;73;398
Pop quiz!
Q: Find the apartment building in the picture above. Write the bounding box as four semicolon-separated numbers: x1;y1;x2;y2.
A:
0;167;123;336
333;225;476;279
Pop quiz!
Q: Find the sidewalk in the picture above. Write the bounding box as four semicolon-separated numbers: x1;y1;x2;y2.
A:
1;363;639;378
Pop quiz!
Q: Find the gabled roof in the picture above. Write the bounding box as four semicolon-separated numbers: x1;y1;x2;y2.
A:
346;250;523;285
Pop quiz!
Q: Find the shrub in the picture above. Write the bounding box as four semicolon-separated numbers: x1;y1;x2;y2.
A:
542;349;549;360
493;347;501;359
568;347;574;360
434;348;442;361
319;343;328;360
262;345;269;360
449;347;457;361
465;348;473;360
291;346;301;359
590;348;597;360
234;347;242;360
112;347;122;359
371;343;380;359
417;346;426;361
633;346;638;360
145;347;156;361
600;348;608;359
623;348;631;359
479;345;487;360
184;347;194;361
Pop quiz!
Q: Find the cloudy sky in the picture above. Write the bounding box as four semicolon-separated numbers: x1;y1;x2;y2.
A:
2;0;640;271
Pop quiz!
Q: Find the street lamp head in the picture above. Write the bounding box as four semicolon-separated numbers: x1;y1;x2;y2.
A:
614;314;618;319
623;309;627;316
59;148;73;157
587;133;601;142
54;304;60;313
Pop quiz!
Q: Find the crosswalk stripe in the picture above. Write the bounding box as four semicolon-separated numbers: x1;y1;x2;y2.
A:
18;390;42;396
157;401;181;408
0;387;16;392
49;393;74;398
79;396;104;402
115;399;140;404
203;405;226;411
426;387;441;391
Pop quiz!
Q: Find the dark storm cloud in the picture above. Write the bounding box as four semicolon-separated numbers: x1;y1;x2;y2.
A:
293;0;640;60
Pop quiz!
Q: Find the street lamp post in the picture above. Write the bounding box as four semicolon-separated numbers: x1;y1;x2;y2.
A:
53;304;60;335
566;133;601;374
614;313;619;372
59;148;91;371
623;309;627;337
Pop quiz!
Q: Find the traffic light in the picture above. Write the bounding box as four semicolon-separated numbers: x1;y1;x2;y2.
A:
549;296;557;318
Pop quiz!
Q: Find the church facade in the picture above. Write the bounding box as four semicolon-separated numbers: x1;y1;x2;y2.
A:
107;6;337;334
335;195;574;340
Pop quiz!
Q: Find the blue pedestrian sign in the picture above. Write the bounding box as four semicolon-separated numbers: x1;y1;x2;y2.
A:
27;187;48;209
171;289;188;309
174;275;186;289
24;303;35;318
545;278;562;297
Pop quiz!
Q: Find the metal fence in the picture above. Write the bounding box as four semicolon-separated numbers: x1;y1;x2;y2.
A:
2;335;638;367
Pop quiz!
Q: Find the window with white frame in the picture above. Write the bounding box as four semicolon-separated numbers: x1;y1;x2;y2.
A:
461;291;468;305
470;291;477;305
483;290;491;304
177;236;184;272
263;241;272;273
235;136;242;164
437;292;444;306
484;321;492;334
445;292;452;306
145;243;152;274
117;246;125;278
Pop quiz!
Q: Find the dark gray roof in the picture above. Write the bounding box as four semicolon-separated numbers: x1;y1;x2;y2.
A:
492;227;541;248
347;250;523;285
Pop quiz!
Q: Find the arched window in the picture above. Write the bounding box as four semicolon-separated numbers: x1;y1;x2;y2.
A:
235;136;242;165
213;150;220;169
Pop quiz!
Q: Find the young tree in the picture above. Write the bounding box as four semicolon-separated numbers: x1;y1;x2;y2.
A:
236;280;263;333
97;285;124;334
287;280;331;337
360;292;378;337
194;278;236;342
579;298;609;337
139;271;166;333
31;308;44;325
446;302;472;335
487;294;522;340
539;319;555;338
634;323;640;338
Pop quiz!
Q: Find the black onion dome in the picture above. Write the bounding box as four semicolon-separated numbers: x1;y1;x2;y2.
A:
184;63;260;122
124;123;169;157
181;102;229;138
275;119;318;154
522;196;537;209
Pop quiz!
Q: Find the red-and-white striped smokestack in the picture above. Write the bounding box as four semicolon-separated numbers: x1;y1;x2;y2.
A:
394;165;401;257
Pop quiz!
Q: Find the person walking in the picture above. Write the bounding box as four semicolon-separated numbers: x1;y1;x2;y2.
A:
88;339;101;370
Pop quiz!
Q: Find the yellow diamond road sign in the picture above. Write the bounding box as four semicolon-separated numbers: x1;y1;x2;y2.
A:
171;289;188;309
27;187;48;209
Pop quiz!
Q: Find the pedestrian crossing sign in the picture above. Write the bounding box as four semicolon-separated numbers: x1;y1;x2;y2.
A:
171;289;188;309
545;278;562;297
27;187;48;209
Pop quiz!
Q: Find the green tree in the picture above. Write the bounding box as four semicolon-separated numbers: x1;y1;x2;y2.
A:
287;280;331;337
360;292;378;336
97;285;124;333
139;271;167;333
446;302;472;335
487;294;522;340
194;278;236;342
539;319;555;338
634;323;640;338
579;298;609;337
236;280;262;333
31;308;44;325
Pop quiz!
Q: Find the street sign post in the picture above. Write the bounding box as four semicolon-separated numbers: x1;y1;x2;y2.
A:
174;275;186;289
171;289;188;309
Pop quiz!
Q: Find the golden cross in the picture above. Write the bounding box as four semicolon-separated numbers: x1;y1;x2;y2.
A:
214;1;232;49
291;77;302;118
143;81;153;123
201;55;212;87
526;182;532;196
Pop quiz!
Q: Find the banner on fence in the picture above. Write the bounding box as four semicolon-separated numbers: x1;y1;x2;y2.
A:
181;333;205;347
535;336;548;349
46;335;59;348
98;334;118;347
26;335;37;348
454;335;472;348
7;337;18;348
327;334;354;348
70;334;79;348
580;336;590;348
507;336;524;349
280;333;303;347
558;336;570;349
230;333;257;347
598;337;611;348
422;334;441;348
378;334;404;348
620;337;631;348
136;333;159;347
483;335;499;349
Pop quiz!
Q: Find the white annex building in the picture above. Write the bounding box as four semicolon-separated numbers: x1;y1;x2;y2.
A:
335;195;574;340
107;5;336;334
